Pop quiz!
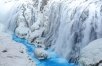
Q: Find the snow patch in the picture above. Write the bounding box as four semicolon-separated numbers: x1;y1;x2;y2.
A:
79;38;102;66
0;33;36;66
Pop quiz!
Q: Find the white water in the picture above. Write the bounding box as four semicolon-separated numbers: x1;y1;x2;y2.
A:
43;0;102;63
1;0;102;64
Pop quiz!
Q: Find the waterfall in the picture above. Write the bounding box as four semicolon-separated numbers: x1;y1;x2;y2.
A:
2;0;102;64
43;0;102;63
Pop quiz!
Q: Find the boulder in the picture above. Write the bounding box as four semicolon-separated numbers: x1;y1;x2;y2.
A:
15;26;29;38
34;48;48;60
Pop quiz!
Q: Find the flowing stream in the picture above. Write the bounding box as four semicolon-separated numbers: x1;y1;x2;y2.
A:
13;34;76;66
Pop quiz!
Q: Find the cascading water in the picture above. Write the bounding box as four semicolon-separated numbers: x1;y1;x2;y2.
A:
1;0;102;65
43;0;102;63
0;0;77;66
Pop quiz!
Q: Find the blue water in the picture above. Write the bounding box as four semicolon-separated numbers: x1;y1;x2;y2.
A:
13;34;76;66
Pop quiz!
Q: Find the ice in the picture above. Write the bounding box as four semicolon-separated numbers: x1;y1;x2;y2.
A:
0;33;36;66
1;0;102;65
79;38;102;66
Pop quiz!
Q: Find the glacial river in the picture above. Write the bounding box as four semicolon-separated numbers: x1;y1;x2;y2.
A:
13;34;76;66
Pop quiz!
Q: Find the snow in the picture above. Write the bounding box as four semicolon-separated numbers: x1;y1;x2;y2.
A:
79;38;102;66
14;0;48;46
15;24;29;38
0;33;36;66
1;0;102;65
34;48;48;60
27;27;45;44
0;23;5;32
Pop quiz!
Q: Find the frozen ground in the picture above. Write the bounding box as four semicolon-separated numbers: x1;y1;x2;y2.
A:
79;38;102;66
0;33;36;66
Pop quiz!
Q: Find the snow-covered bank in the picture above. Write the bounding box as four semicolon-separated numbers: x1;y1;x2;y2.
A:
0;33;36;66
79;38;102;66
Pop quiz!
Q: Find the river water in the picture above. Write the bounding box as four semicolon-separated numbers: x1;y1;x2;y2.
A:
13;34;76;66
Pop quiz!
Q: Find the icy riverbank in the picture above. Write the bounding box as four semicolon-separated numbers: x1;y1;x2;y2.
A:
13;34;76;66
0;33;36;66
